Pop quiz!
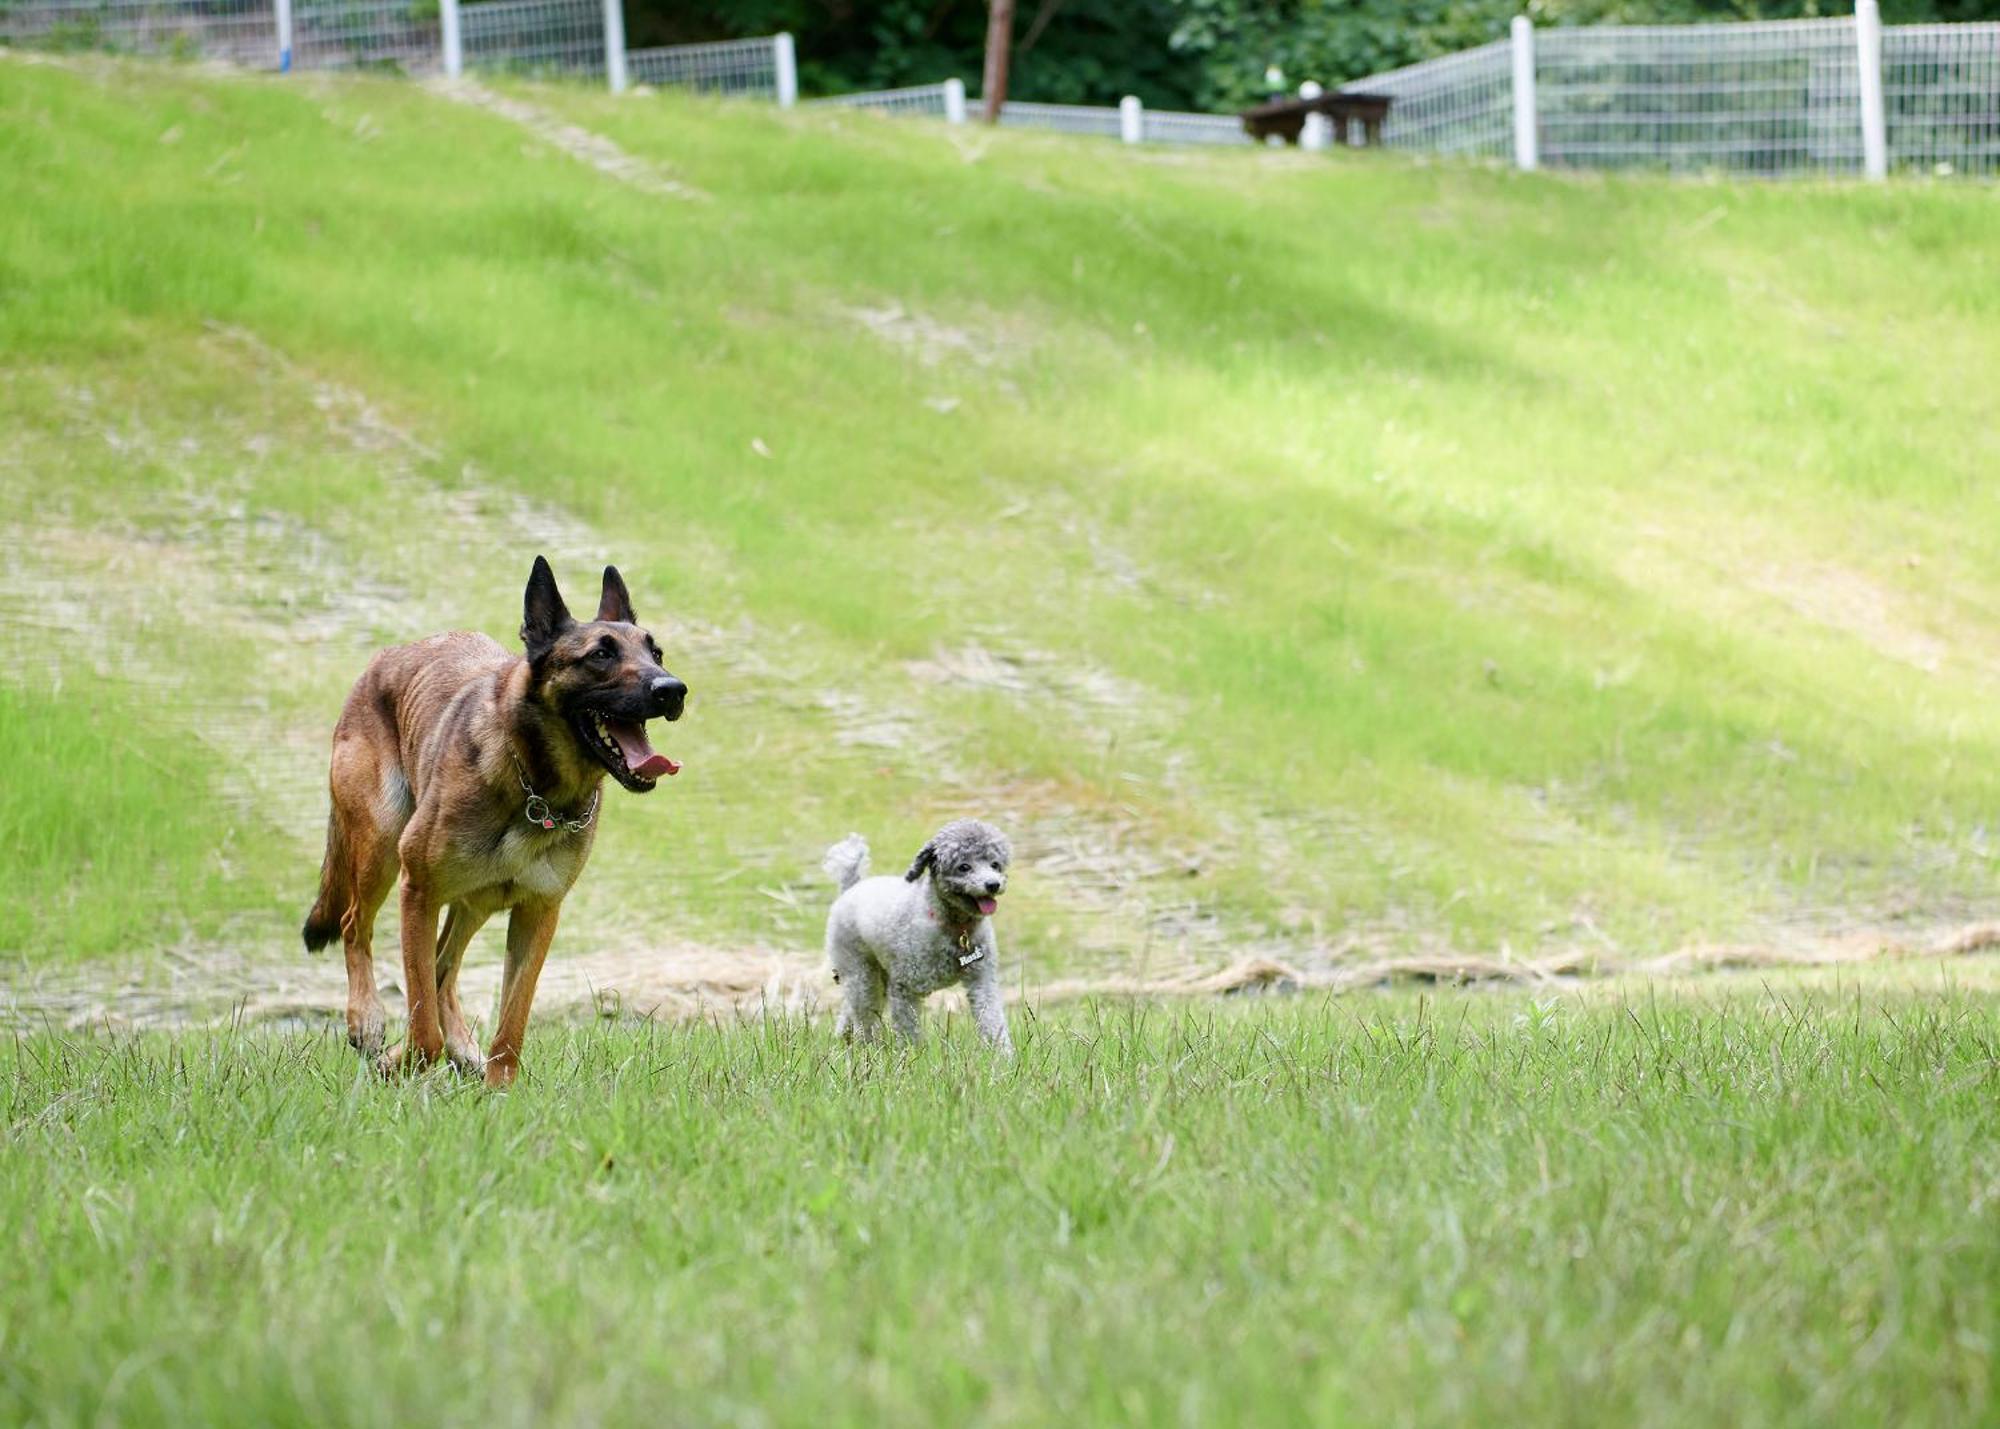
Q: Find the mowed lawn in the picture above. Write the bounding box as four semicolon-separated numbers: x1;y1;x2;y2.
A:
3;56;2000;981
4;975;1997;1427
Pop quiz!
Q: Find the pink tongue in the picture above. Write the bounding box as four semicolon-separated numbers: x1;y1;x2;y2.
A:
976;897;998;916
606;720;679;779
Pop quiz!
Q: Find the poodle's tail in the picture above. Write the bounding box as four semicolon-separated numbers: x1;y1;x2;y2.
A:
822;834;871;893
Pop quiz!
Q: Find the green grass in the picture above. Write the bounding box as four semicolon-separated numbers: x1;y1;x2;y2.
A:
4;978;1997;1425
2;56;1999;978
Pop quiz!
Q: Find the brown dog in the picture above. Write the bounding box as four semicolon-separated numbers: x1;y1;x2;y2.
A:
303;557;686;1087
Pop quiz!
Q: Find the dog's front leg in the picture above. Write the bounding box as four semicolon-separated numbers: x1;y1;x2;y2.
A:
385;871;444;1076
485;899;561;1089
887;984;924;1045
964;969;1013;1054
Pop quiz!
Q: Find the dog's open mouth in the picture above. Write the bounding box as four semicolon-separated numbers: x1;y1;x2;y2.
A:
581;710;679;789
976;896;998;916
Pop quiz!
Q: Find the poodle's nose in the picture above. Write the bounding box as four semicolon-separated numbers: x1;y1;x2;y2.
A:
984;879;1003;895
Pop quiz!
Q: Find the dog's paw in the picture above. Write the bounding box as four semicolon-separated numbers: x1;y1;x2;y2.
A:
348;1010;386;1060
445;1042;486;1077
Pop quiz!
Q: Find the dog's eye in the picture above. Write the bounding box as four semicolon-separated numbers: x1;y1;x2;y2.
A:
590;646;616;663
957;862;971;873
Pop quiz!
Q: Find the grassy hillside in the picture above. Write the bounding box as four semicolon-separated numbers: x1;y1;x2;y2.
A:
3;53;1999;984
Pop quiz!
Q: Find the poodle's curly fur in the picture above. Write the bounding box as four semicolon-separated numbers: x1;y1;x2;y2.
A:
822;819;1013;1051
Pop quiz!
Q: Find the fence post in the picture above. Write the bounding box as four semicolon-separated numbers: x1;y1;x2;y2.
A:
1298;80;1328;149
1855;0;1887;179
1510;15;1537;170
944;77;967;124
773;31;798;107
1119;94;1143;144
601;0;627;92
439;0;461;78
275;0;292;71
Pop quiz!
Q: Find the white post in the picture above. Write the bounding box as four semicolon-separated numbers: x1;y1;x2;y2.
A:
943;77;967;124
1510;15;1538;171
275;0;292;71
439;0;461;78
1119;94;1143;144
1855;0;1887;180
1298;80;1328;150
773;30;798;108
601;0;627;93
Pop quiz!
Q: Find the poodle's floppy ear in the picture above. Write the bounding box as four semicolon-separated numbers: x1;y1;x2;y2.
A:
904;837;938;883
596;565;636;624
521;555;574;661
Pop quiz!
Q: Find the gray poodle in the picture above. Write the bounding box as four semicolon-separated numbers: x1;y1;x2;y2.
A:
822;819;1013;1051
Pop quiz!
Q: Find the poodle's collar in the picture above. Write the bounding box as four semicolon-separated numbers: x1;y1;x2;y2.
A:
932;907;986;966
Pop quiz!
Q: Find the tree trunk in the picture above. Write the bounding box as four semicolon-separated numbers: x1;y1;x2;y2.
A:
981;0;1015;124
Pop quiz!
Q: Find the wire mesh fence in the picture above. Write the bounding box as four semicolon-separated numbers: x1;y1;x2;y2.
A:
2;1;1995;177
292;0;438;72
0;0;276;64
1343;41;1514;159
458;0;599;77
807;80;957;117
626;34;774;96
1140;108;1251;145
995;100;1125;139
1883;21;2000;173
1534;20;1864;176
1333;14;1998;177
0;0;787;95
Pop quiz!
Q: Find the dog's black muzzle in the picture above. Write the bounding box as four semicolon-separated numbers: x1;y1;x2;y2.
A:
648;674;688;721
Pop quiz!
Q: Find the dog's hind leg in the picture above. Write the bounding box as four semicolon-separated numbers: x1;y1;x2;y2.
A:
316;725;409;1061
433;901;493;1076
339;836;398;1059
838;961;886;1044
828;925;884;1043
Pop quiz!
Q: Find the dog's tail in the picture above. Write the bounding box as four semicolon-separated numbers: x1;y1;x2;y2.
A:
301;811;345;954
822;834;871;893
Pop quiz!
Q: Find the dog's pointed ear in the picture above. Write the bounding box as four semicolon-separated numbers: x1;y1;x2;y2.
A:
904;837;938;883
521;555;573;660
596;565;636;624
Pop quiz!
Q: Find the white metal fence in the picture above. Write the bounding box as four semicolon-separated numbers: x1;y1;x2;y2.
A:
1339;2;2000;177
1529;18;1866;175
808;78;963;119
1883;21;2000;172
1349;40;1514;160
819;4;1996;179
0;0;796;100
628;33;787;99
6;0;1994;178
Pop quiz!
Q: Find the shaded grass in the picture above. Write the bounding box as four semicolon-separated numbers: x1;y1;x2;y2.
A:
3;981;1997;1426
1;59;1999;970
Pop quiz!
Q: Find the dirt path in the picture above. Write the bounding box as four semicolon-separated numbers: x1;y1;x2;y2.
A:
10;922;1998;1035
427;78;708;202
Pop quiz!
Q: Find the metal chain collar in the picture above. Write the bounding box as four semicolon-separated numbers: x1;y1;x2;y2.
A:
511;755;599;835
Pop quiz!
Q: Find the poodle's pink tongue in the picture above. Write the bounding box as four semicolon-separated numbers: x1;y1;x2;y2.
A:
606;719;679;779
976;897;998;916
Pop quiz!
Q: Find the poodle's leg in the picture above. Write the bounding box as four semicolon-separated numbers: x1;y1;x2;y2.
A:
965;968;1013;1054
887;983;923;1045
838;952;886;1044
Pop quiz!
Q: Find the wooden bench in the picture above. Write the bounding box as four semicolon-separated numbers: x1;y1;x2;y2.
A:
1240;92;1394;148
